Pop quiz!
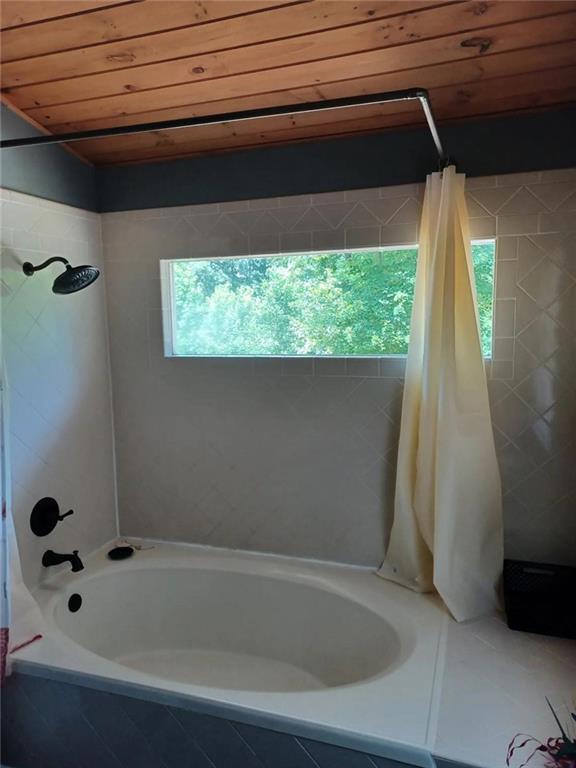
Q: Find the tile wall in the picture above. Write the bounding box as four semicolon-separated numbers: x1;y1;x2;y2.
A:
2;671;450;768
102;167;576;567
1;189;117;586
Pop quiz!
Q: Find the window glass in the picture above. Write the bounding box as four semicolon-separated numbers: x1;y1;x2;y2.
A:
163;241;495;357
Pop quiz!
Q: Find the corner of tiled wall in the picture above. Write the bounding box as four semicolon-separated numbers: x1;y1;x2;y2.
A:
1;189;118;586
466;168;576;565
4;167;575;575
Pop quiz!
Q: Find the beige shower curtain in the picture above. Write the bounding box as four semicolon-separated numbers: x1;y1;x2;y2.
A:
378;165;503;622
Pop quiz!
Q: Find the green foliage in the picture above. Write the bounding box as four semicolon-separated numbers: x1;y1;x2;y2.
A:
171;242;494;357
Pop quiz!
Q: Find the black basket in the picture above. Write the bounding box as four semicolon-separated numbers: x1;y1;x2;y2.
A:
503;559;576;640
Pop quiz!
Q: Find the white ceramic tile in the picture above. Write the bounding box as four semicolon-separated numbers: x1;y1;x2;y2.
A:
492;337;514;361
311;229;346;251
280;231;312;253
528;181;576;211
380;222;419;245
469;216;496;238
363;197;408;224
290;208;331;232
387;198;422;225
497;171;541;186
344;187;381;201
498;188;547;216
518;259;569;309
97;169;576;569
345;226;380;248
465;174;496;189
269;206;309;231
495;260;518;299
380;182;422;198
249;232;280;254
539;211;576;233
497;213;539;236
341;203;381;228
540;167;576;183
310;190;346;205
496;236;518;261
490;360;514;380
2;189;117;588
468;186;518;214
312;202;355;229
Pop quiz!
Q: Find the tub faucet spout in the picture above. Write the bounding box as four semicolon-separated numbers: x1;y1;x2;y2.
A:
42;549;84;573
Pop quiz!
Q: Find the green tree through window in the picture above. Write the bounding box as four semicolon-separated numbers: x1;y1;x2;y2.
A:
168;241;494;357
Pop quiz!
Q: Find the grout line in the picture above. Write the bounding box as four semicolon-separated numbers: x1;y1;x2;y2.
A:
99;213;121;540
294;737;323;768
165;707;218;768
228;722;267;768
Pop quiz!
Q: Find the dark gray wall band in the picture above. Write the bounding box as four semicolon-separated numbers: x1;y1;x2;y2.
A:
2;103;575;213
97;105;576;212
0;105;98;211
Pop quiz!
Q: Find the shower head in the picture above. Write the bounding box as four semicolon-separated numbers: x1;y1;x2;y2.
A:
22;257;100;294
52;264;100;294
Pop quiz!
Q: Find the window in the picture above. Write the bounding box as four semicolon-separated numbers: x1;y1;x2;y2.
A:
161;241;494;358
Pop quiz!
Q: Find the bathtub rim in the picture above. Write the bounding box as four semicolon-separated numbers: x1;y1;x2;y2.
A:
44;557;420;692
13;538;449;768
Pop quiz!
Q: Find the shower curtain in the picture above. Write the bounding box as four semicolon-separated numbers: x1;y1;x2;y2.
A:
0;373;44;683
378;165;503;622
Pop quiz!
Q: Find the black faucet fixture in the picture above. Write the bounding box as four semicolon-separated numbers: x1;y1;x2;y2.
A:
42;550;84;573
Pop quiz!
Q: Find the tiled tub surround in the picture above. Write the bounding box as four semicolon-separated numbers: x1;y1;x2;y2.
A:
1;672;424;768
9;541;576;768
102;168;576;567
10;542;446;767
0;189;117;586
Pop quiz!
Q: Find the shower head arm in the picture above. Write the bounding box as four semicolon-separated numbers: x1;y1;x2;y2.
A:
23;257;70;276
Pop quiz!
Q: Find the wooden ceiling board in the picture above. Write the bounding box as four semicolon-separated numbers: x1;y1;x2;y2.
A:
67;44;576;147
1;0;575;165
74;65;576;164
0;1;444;87
77;100;424;158
87;81;576;166
44;39;576;135
6;0;571;111
0;1;131;30
0;0;297;61
94;84;576;165
84;114;428;164
24;12;576;128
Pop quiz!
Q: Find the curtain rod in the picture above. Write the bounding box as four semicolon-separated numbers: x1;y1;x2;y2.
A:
0;87;447;164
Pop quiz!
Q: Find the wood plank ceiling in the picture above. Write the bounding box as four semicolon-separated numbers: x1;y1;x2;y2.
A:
1;0;576;166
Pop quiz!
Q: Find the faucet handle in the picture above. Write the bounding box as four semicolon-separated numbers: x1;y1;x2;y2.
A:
30;498;74;537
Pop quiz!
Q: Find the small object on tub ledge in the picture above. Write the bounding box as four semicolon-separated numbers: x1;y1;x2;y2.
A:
107;545;134;561
503;559;576;639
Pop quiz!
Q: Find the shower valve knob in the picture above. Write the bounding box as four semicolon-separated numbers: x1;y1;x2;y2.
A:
30;498;75;537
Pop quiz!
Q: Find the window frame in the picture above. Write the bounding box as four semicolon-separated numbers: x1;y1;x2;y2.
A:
160;240;495;360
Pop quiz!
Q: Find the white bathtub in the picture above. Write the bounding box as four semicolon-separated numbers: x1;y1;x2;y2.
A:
13;541;448;766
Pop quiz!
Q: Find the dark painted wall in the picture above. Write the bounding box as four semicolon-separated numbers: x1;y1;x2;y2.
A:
2;103;575;213
98;105;576;211
0;104;97;210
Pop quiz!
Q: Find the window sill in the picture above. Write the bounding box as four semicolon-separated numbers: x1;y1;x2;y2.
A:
161;355;408;378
